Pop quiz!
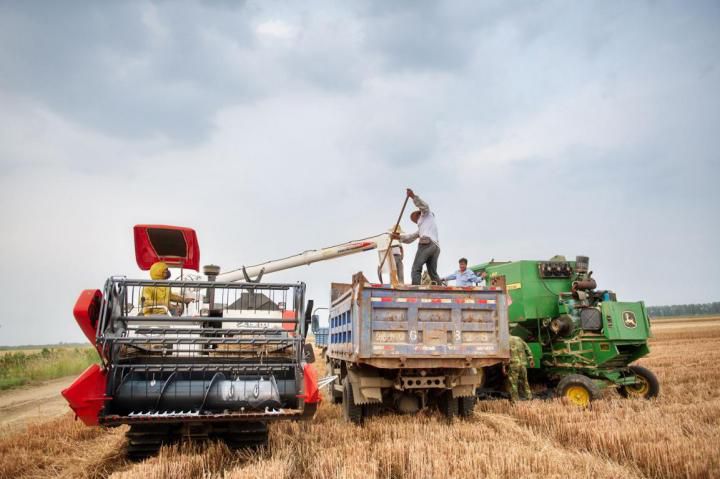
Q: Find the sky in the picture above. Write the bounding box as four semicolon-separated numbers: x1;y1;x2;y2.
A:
0;1;718;345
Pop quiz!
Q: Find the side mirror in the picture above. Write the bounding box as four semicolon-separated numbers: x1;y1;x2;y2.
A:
311;314;320;334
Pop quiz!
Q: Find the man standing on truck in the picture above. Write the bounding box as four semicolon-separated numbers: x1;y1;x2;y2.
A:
389;226;405;283
443;258;486;286
507;335;534;402
391;188;441;285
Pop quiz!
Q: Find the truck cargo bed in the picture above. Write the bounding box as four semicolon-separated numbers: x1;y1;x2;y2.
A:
326;273;509;369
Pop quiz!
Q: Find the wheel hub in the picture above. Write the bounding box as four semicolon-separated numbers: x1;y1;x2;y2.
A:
625;376;650;396
565;385;590;406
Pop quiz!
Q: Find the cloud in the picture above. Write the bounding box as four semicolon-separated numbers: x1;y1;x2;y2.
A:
0;1;718;345
255;19;298;40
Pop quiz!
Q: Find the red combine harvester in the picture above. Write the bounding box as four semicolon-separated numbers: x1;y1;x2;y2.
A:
62;225;325;458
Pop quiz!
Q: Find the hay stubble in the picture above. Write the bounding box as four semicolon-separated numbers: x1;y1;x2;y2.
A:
1;323;718;479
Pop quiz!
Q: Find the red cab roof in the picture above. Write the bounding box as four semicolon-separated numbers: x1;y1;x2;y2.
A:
133;224;200;271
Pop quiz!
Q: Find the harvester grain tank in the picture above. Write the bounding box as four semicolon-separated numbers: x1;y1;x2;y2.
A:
325;274;509;423
472;255;659;406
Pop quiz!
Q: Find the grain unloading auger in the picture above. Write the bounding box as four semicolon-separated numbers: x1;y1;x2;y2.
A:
62;224;400;458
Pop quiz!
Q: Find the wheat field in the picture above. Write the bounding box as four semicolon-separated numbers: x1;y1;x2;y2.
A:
1;322;719;479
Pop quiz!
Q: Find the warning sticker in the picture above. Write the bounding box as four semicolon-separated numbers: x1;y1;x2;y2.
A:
506;283;522;290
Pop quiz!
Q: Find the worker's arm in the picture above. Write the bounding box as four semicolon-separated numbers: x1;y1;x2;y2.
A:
412;195;430;216
444;272;457;281
141;287;155;306
470;271;486;284
524;342;534;366
406;188;430;215
170;292;186;303
170;291;194;304
399;231;419;244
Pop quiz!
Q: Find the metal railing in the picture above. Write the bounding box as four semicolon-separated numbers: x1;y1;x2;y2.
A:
96;277;307;366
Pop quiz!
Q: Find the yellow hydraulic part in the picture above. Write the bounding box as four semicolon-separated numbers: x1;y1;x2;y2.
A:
623;377;650;397
565;385;591;407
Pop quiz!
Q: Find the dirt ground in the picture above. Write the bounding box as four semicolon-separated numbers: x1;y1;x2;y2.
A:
1;317;718;479
0;376;75;435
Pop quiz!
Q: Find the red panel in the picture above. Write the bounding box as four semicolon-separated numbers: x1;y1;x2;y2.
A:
300;363;321;404
281;310;296;332
61;364;109;426
133;224;200;271
73;289;102;345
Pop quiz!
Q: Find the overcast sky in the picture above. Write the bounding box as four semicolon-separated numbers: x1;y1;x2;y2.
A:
0;1;718;345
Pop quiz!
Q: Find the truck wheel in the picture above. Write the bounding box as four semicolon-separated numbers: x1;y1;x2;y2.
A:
438;391;459;418
329;380;342;404
458;396;476;418
343;379;364;424
556;374;600;407
303;344;316;364
619;365;660;399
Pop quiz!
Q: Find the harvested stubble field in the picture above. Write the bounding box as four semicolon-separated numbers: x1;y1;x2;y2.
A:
1;320;719;479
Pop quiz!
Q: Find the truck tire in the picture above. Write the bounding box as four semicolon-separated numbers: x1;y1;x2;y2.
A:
438;391;459;419
619;365;660;399
556;374;600;407
329;382;342;404
458;396;476;418
343;379;364;425
303;344;316;364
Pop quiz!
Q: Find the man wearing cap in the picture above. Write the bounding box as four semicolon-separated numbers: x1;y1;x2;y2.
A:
444;258;486;286
388;226;405;284
391;188;441;285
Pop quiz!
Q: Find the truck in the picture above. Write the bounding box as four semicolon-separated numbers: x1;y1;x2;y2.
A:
61;224;410;457
471;255;659;406
325;273;509;423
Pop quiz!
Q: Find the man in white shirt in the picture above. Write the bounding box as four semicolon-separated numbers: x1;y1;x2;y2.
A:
391;188;441;285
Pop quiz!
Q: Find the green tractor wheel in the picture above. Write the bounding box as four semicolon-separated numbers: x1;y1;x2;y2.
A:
619;365;660;399
556;374;600;407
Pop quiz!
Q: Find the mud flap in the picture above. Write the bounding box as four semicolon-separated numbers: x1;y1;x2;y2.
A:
347;369;392;405
451;368;484;398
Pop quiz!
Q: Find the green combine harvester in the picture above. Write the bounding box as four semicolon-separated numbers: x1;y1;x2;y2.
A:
472;255;659;406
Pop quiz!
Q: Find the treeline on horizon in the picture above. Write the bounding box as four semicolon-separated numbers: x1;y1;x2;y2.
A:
648;302;720;317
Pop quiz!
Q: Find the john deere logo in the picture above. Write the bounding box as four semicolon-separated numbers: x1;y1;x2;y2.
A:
623;311;637;328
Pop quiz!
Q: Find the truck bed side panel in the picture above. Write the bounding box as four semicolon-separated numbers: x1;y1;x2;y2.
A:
328;284;509;367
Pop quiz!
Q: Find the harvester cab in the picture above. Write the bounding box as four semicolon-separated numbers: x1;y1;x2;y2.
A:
62;225;320;459
472;255;659;406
